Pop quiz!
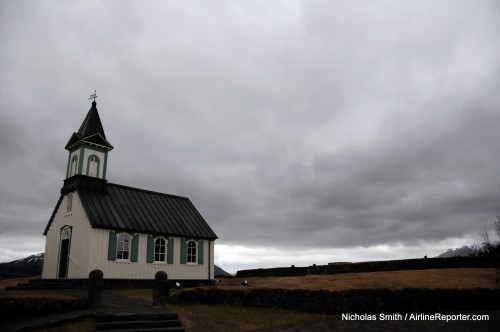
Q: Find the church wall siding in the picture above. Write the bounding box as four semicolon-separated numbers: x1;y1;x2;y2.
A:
42;192;91;279
87;229;213;280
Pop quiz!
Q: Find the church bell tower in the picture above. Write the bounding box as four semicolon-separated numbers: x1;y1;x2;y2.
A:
64;96;113;180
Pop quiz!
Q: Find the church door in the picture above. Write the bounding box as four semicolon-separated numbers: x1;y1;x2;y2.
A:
58;227;72;278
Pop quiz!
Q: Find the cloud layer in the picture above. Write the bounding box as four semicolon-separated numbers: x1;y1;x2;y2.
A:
1;1;500;270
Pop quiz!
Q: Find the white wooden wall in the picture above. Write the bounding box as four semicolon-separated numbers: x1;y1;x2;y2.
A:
88;230;214;280
43;191;215;280
42;191;92;279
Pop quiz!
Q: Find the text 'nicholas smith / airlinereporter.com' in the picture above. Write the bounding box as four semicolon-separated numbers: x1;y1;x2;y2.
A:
342;312;490;322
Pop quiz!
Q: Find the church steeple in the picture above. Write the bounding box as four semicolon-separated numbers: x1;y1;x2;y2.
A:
65;99;113;180
77;101;108;140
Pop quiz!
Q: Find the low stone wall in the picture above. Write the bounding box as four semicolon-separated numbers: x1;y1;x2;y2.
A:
10;278;214;290
176;287;500;314
0;297;88;322
236;256;496;278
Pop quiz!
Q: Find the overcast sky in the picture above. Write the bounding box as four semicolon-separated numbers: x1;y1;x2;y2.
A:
1;1;500;274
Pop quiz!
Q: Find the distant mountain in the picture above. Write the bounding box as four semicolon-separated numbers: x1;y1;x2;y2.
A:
214;265;232;277
437;245;481;258
0;253;44;278
0;252;233;278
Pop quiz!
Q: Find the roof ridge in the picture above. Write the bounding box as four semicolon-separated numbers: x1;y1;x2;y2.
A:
107;182;190;200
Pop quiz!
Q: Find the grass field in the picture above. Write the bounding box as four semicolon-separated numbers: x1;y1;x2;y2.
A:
116;268;499;331
3;268;498;331
116;289;330;332
0;276;39;290
218;268;500;291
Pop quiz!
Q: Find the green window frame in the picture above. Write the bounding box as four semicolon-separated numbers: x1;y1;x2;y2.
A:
181;239;204;265
147;236;174;264
107;231;139;262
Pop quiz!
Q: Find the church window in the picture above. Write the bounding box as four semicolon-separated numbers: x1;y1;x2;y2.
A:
66;193;73;214
70;155;78;176
87;155;100;177
116;233;131;260
147;236;173;264
187;240;197;264
154;237;167;262
180;239;204;265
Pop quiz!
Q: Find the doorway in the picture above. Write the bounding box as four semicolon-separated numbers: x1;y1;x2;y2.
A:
58;226;72;278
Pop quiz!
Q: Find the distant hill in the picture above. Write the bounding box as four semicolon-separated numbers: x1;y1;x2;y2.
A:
0;253;44;278
214;265;232;277
437;245;481;258
0;253;232;279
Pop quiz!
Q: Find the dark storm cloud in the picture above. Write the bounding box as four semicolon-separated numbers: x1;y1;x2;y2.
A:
1;0;500;267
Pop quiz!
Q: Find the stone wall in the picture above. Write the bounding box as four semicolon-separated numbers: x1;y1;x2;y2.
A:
236;256;496;278
0;297;88;322
176;287;500;314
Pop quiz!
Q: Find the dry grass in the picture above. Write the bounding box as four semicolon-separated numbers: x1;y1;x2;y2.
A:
1;268;497;332
113;289;330;331
0;276;40;290
172;304;330;332
0;276;79;300
33;318;96;332
118;268;499;331
219;268;499;291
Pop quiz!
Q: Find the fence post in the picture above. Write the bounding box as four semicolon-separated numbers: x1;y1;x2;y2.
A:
153;271;170;306
88;269;104;309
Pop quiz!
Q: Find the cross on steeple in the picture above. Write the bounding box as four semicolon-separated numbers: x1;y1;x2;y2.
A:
89;90;98;102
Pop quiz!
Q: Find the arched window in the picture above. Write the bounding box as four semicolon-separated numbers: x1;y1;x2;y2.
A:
87;155;100;177
154;237;167;262
70;155;78;176
116;233;131;260
187;240;198;263
66;193;73;214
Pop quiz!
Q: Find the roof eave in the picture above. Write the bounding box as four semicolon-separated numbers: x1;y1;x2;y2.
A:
89;224;218;240
65;133;114;151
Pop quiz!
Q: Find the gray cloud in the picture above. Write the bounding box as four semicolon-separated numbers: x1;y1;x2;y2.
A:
1;1;500;268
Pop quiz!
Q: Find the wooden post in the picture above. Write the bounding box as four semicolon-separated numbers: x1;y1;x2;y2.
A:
153;271;170;306
88;269;103;309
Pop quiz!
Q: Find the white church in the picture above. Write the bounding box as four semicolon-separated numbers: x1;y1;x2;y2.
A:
42;98;218;281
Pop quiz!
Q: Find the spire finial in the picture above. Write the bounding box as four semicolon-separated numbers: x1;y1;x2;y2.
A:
89;90;98;103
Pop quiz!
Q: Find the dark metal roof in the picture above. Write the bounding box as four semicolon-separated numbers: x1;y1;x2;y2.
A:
78;101;107;139
65;101;113;150
44;177;218;240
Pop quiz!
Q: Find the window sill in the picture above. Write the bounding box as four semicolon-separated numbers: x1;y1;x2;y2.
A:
153;261;167;265
115;260;132;264
186;262;199;266
64;213;73;217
